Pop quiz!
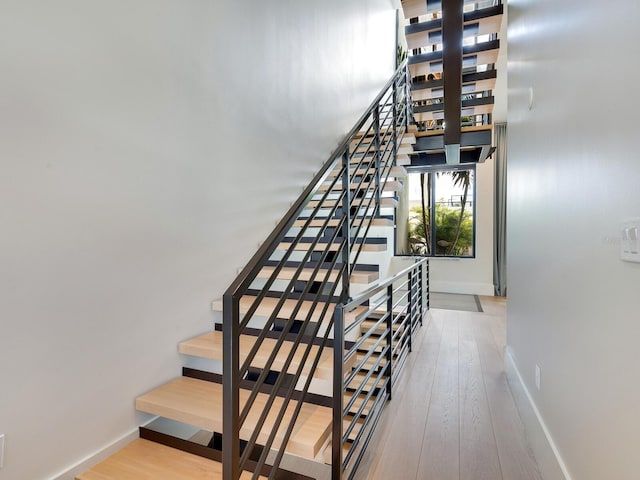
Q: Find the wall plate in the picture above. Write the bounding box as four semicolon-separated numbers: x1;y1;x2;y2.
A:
621;218;640;263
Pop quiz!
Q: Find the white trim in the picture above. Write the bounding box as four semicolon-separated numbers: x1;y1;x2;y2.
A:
47;417;158;480
505;347;572;480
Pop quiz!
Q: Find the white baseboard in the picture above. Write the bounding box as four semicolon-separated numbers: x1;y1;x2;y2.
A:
505;347;572;480
429;280;495;296
47;418;157;480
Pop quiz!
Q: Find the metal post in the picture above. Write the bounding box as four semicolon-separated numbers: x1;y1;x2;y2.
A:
407;272;413;353
223;294;240;480
386;284;393;399
405;64;412;129
426;259;430;311
341;150;351;301
372;105;381;218
418;263;424;326
332;305;345;480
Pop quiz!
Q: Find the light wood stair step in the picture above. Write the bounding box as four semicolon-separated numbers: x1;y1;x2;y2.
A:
212;296;368;325
305;196;398;209
292;216;394;229
359;318;405;336
180;330;347;380
345;371;388;393
135;376;332;459
76;438;262;480
256;264;380;285
277;238;387;253
326;165;407;179
317;180;403;194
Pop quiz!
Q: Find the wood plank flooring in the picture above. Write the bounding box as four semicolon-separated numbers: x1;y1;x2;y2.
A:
354;296;542;480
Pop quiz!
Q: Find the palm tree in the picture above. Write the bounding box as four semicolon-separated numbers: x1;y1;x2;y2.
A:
447;170;471;255
419;172;431;254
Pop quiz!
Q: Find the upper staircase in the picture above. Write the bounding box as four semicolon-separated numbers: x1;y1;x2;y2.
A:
401;0;503;165
78;50;430;480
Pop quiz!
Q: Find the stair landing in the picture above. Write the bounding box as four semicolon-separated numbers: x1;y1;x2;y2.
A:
76;438;262;480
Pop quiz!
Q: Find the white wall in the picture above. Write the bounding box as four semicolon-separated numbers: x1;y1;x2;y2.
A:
0;1;398;478
507;1;640;479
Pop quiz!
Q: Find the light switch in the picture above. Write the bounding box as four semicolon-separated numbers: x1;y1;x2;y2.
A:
621;219;640;263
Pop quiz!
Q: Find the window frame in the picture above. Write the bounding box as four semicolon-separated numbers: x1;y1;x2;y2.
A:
397;164;477;259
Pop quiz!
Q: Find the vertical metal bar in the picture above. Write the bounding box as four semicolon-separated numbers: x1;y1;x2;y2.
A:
332;305;345;480
407;272;413;353
386;284;393;399
372;104;381;218
341;149;351;301
223;294;240;480
426;259;430;311
418;263;424;326
391;77;398;183
405;64;412;130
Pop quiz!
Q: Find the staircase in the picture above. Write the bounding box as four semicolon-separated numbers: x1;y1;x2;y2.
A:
77;61;430;480
77;1;504;477
401;0;504;165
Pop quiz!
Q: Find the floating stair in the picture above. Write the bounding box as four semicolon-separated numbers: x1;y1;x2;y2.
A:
179;331;344;379
76;438;262;480
256;263;380;285
292;216;394;228
277;237;387;253
135;376;332;459
326;164;407;179
306;196;398;209
316;180;403;194
212;296;368;325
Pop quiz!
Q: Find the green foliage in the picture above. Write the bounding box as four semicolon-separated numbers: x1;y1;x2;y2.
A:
408;204;473;256
396;45;407;65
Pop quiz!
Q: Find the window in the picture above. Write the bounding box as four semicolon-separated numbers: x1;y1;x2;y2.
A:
397;166;475;257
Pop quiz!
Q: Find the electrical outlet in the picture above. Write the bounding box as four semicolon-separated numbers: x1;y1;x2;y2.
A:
0;433;5;468
535;365;541;390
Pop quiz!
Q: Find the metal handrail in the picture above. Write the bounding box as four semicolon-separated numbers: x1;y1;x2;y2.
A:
222;61;413;480
332;257;429;480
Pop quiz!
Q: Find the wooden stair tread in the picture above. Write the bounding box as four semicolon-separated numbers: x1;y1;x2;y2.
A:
211;296;368;325
306;196;398;208
359;319;404;335
277;239;387;253
136;377;332;459
317;180;403;193
180;331;342;380
326;165;407;179
76;438;261;480
292;217;393;229
257;265;379;285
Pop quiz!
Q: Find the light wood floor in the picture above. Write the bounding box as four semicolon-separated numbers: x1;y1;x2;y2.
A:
353;296;543;480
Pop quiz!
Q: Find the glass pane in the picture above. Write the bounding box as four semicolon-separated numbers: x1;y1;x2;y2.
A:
406;172;433;255
434;170;474;256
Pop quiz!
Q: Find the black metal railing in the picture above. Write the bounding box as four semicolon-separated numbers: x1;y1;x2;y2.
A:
332;257;428;480
222;61;412;480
